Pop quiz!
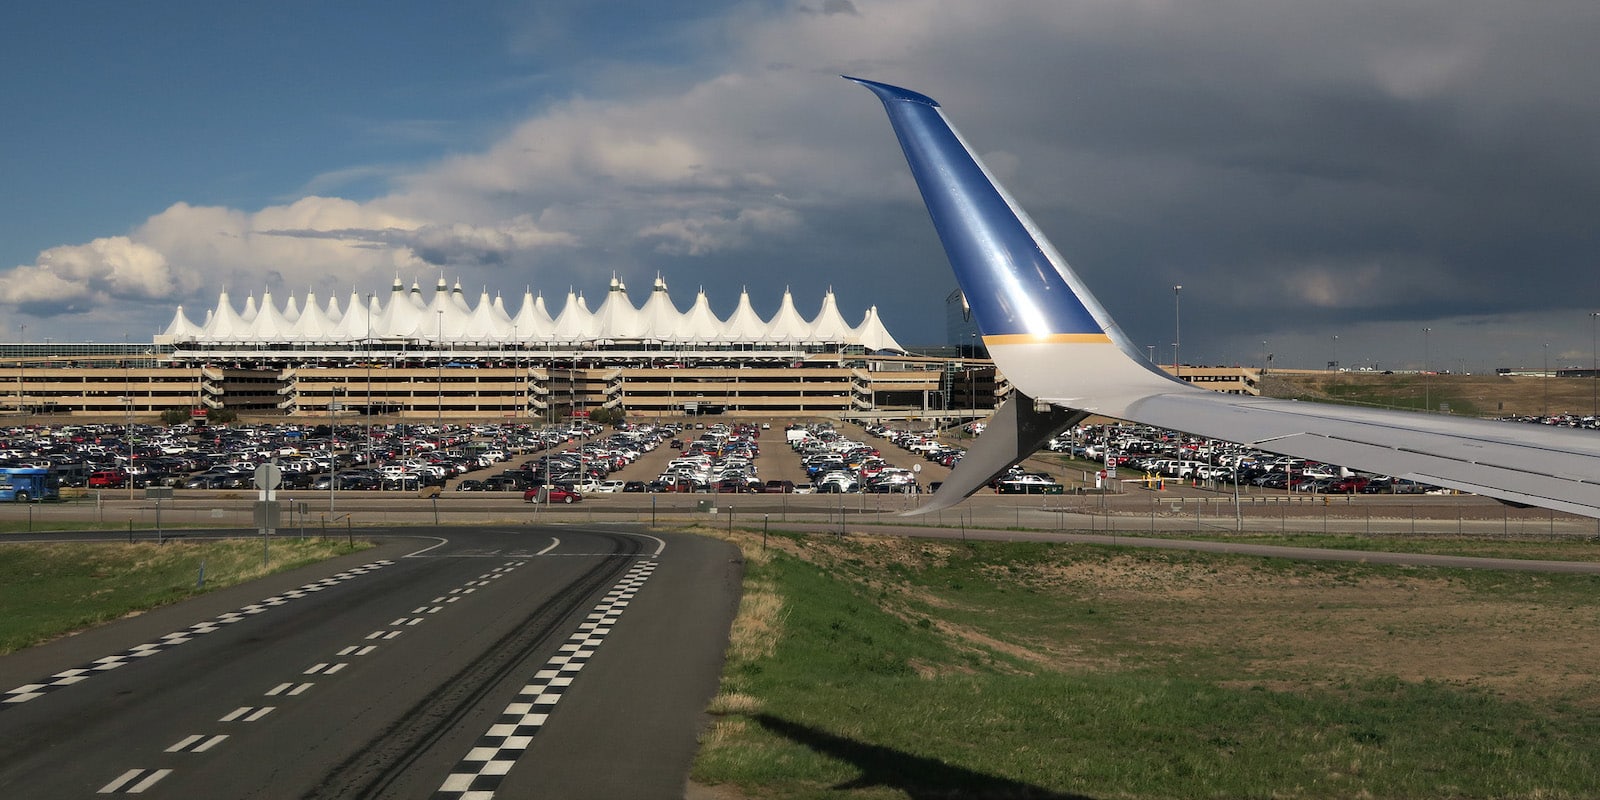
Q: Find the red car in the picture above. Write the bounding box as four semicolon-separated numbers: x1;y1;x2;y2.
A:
88;470;128;488
1329;476;1370;494
524;486;583;504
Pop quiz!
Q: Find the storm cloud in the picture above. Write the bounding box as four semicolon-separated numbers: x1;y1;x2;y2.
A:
3;0;1596;371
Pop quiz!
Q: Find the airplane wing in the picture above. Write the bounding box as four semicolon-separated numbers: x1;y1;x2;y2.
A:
847;76;1600;519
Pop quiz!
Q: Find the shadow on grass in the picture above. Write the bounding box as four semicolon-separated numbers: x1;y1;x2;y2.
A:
754;713;1095;799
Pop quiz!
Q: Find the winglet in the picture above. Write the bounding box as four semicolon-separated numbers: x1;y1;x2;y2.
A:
847;77;1176;408
851;76;1184;510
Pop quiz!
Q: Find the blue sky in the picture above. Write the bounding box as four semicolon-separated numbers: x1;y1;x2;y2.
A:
4;0;1599;373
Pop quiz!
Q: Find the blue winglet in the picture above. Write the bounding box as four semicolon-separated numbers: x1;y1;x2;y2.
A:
846;76;1104;341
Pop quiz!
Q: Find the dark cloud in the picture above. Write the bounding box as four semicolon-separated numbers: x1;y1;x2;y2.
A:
6;0;1598;373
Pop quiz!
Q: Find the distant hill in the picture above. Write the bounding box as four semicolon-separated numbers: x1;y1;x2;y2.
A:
1260;372;1598;419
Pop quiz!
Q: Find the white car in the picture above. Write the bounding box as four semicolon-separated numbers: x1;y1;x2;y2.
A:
593;480;625;493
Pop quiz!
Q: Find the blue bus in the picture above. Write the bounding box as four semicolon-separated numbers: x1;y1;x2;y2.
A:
0;468;60;502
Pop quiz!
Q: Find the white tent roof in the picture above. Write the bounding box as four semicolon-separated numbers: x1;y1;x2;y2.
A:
809;289;854;343
720;289;768;342
590;277;642;341
171;279;906;352
853;305;905;353
160;306;203;339
764;288;811;343
679;290;724;343
288;291;333;340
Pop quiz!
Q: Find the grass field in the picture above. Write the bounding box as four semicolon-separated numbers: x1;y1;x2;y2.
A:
1264;371;1600;418
0;538;370;655
693;531;1600;799
1133;531;1600;562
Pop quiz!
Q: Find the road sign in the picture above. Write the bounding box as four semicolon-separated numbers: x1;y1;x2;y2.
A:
254;463;283;491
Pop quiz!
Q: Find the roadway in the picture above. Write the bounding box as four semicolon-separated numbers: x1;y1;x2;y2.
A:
0;526;741;799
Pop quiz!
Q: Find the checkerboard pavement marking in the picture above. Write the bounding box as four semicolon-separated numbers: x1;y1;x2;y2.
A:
434;559;657;799
2;560;393;708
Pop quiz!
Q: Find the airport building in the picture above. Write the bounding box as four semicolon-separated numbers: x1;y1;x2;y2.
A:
2;279;1001;422
1;278;1260;422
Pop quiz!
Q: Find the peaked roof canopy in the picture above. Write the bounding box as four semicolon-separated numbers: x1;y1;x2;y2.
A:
162;278;905;352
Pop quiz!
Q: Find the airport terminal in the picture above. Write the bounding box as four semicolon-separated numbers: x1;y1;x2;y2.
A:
0;277;1259;422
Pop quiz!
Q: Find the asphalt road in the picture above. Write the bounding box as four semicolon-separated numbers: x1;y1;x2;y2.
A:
0;526;741;799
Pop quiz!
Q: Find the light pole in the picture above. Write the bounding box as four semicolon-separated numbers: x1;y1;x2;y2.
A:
1260;340;1268;375
1543;342;1550;418
1146;344;1156;364
364;292;374;465
436;310;444;431
1591;311;1598;418
1172;284;1182;380
968;366;977;422
1423;327;1432;413
511;322;519;419
124;333;134;501
1331;334;1339;371
16;323;24;423
968;332;979;421
329;385;340;511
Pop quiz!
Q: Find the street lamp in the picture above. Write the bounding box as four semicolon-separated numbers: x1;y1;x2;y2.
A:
364;292;374;465
1331;334;1339;372
1543;342;1550;418
1591;311;1598;418
511;321;519;419
968;332;979;420
329;385;341;511
1422;327;1432;412
1172;285;1182;380
436;310;444;431
15;323;24;423
124;333;134;501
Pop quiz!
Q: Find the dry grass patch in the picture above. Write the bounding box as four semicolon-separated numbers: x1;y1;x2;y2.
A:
989;550;1600;704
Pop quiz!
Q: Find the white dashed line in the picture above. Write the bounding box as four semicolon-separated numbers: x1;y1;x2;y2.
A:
166;734;228;753
220;706;275;722
3;560;393;708
99;767;172;794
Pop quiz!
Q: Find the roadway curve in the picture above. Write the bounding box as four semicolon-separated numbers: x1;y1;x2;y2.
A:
0;526;741;799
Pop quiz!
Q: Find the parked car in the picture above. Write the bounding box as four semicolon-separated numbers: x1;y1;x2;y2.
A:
524;485;583;504
1328;476;1370;493
88;469;128;488
997;474;1065;494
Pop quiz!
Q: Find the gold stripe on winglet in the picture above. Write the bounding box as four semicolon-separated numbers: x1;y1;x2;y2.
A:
983;333;1113;345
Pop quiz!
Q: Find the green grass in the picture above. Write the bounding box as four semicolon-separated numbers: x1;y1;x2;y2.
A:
694;535;1600;799
0;519;219;534
0;538;371;655
1133;531;1600;562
